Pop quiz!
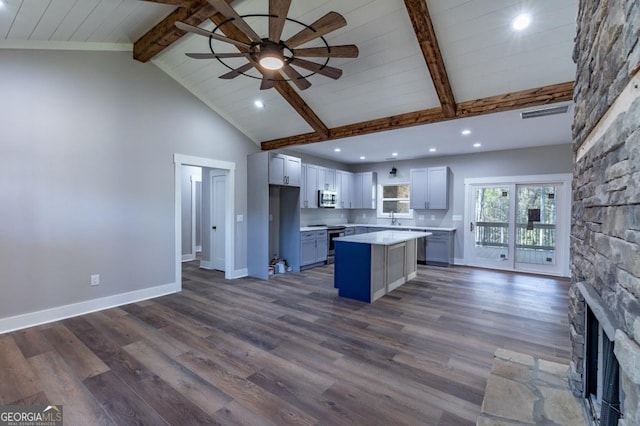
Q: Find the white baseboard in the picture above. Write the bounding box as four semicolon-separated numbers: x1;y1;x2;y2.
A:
182;254;196;262
454;257;466;266
199;260;213;270
195;246;202;252
232;268;248;278
0;282;179;334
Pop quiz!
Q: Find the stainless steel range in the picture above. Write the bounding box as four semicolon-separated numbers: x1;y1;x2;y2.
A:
326;225;346;262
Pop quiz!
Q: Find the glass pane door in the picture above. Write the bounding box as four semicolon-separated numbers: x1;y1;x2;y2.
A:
470;186;512;267
515;185;558;273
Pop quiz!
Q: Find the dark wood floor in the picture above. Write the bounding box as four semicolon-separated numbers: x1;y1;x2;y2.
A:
0;263;571;425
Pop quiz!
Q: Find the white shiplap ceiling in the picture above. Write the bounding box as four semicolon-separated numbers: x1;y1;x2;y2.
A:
0;0;578;163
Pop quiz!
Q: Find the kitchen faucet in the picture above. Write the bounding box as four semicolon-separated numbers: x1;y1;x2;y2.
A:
391;211;398;226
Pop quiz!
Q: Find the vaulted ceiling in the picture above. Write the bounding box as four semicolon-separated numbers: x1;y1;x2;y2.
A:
0;0;577;162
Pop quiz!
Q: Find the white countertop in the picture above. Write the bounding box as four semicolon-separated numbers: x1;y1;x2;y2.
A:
345;224;457;232
301;226;327;232
301;224;456;232
334;230;432;246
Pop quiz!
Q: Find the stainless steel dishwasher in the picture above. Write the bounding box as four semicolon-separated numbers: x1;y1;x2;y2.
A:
411;229;427;264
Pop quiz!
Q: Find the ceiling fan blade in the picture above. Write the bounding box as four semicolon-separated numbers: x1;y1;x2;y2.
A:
175;21;252;49
269;0;291;42
294;45;359;58
289;58;343;80
285;11;347;48
186;52;251;59
281;64;312;90
219;62;255;79
260;73;276;90
208;0;262;43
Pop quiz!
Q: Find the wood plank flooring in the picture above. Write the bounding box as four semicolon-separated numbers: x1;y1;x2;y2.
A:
0;263;571;425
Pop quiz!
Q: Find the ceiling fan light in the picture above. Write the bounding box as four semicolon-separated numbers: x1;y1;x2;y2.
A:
259;44;284;70
259;55;284;70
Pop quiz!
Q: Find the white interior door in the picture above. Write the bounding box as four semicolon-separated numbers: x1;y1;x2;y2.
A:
211;173;226;271
464;175;571;276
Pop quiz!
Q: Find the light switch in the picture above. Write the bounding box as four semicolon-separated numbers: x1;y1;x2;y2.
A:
236;214;244;222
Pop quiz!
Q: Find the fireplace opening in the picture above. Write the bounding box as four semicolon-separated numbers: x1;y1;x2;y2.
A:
584;307;624;425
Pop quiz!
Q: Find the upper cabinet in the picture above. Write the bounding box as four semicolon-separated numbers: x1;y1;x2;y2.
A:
352;172;377;209
269;153;301;187
318;167;336;191
410;166;450;210
336;170;353;209
300;163;319;208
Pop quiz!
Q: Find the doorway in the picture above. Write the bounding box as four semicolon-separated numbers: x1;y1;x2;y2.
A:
464;174;571;276
174;154;236;285
211;173;226;271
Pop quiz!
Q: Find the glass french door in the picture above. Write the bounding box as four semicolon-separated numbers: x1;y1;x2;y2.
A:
466;178;568;276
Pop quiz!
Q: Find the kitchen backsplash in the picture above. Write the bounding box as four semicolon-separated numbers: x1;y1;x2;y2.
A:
301;208;451;228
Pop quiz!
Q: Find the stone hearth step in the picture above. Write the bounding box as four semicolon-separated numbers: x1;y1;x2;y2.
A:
477;348;586;425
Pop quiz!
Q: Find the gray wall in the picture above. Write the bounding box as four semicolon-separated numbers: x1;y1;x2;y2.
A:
181;165;201;257
0;49;258;321
297;144;573;259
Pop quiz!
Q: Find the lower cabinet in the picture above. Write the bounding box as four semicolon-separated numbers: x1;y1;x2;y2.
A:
301;230;328;268
425;231;454;266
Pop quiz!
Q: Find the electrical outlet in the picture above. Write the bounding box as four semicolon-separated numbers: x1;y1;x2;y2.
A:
236;214;244;222
90;274;100;286
362;213;366;218
418;215;425;220
431;215;436;220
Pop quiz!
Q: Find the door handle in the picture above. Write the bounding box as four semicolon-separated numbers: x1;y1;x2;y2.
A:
212;226;217;230
469;222;474;232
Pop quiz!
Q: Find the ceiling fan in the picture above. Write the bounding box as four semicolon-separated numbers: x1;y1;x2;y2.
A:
175;0;359;90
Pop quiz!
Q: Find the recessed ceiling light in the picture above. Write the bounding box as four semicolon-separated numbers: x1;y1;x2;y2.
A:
360;156;366;160
391;152;398;157
429;148;436;152
512;13;531;31
473;143;482;148
461;129;471;135
334;148;341;152
254;100;264;108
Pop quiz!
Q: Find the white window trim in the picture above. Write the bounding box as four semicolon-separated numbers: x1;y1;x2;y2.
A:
377;182;414;219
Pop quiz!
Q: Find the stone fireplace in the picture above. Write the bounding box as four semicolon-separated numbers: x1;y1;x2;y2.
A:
569;0;640;425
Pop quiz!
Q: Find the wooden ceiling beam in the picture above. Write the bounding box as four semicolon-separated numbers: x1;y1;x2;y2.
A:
403;0;457;118
456;81;574;117
133;0;227;63
260;81;574;150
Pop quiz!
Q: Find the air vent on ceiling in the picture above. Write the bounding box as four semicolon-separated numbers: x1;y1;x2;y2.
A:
520;105;570;119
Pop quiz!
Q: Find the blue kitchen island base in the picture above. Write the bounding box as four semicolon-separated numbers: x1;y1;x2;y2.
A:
333;231;431;303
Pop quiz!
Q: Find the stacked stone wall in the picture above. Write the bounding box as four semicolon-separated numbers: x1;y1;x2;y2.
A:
570;0;640;424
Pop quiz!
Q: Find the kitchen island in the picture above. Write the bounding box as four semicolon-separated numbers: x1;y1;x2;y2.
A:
334;230;431;303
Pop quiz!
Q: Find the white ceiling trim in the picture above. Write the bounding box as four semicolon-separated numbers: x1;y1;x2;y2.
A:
0;39;132;52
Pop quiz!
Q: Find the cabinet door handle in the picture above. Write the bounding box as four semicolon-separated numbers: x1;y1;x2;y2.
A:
212;226;217;230
470;222;474;232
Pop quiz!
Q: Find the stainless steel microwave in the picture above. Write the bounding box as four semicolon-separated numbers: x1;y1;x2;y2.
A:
318;190;337;208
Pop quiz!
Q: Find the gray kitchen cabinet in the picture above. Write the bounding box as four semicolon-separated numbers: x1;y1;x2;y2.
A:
425;230;454;266
344;228;355;236
336;170;353;209
269;153;301;187
300;163;318;208
300;230;328;268
318;167;336;191
247;151;301;280
351;172;377;209
409;166;449;210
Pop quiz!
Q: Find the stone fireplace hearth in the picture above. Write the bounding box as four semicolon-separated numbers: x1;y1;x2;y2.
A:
569;0;640;425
